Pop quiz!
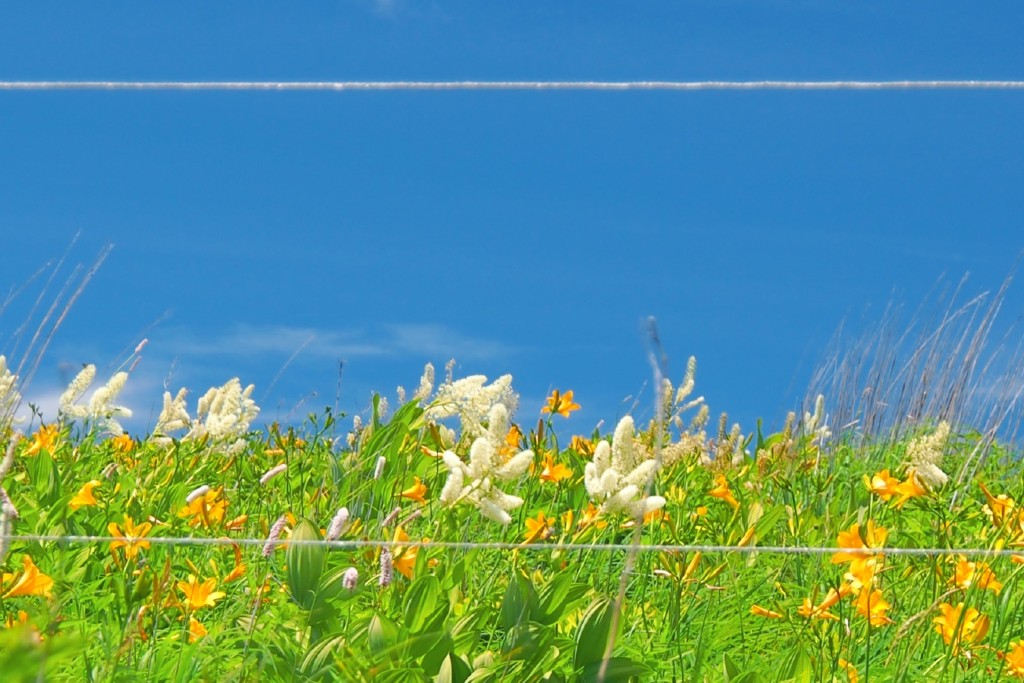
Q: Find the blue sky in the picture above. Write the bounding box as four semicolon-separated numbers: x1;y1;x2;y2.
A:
2;3;1023;438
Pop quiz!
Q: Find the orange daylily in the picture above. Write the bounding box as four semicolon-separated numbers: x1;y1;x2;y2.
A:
541;389;580;418
69;480;102;511
109;515;153;560
111;433;135;454
188;616;208;642
893;471;928;508
952;555;1002;594
832;521;887;575
570;435;595;457
538;452;572;484
1003;640;1024;678
863;469;901;501
24;424;59;457
854;588;892;626
177;575;226;611
2;555;54;598
837;659;859;683
392;526;425;579
179;488;228;529
400;477;428;504
933;602;989;653
708;474;739;509
523;511;554;544
979;482;1017;529
797;588;845;621
750;604;784;619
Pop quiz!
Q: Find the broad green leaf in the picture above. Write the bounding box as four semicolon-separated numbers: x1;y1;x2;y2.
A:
500;572;533;632
579;657;651;683
573;596;616;670
404;574;444;633
368;613;400;654
434;653;472;683
286;518;326;610
779;646;813;683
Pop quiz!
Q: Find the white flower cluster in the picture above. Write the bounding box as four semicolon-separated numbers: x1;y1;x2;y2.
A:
151;378;259;455
424;372;518;439
585;416;666;517
438;403;534;524
904;421;951;490
0;356;21;423
59;364;132;435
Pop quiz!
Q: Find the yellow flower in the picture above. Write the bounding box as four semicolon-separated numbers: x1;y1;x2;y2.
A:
854;588;892;626
523;511;553;544
500;424;524;457
797;596;838;621
177;575;226;611
2;555;54;598
188;616;208;642
893;470;928;508
111;433;135;454
400;477;428;504
1003;640;1024;678
864;469;900;501
24;424;59;457
577;503;607;530
708;474;739;509
538;452;572;484
69;480;102;511
933;602;989;653
541;389;580;418
832;521;887;578
392;526;421;580
109;515;153;559
979;482;1016;528
749;604;783;619
952;555;1002;595
837;658;859;683
179;488;228;529
4;610;29;629
570;435;594;457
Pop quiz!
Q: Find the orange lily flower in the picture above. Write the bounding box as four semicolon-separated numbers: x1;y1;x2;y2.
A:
541;389;580;418
2;555;54;598
109;515;153;559
400;476;428;504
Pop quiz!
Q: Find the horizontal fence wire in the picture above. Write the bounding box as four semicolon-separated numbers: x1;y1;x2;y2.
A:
2;80;1024;92
2;533;1024;558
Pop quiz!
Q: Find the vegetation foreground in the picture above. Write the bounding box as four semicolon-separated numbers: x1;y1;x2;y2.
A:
2;354;1024;682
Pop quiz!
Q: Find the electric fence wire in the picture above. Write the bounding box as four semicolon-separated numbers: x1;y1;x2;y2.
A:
1;533;1023;559
2;80;1024;92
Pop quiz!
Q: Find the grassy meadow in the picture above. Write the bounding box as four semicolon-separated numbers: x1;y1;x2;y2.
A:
1;349;1024;682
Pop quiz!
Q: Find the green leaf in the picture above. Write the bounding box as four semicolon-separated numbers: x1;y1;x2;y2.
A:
500;572;533;632
573;596;616;670
404;574;444;633
368;613;400;654
779;646;813;683
579;657;651;683
286;517;326;610
434;653;472;683
536;573;588;626
723;653;741;681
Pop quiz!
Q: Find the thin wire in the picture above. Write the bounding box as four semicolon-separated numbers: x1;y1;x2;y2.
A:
3;533;1023;558
2;80;1024;92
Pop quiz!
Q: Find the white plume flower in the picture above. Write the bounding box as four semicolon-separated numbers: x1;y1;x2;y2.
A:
437;403;532;524
0;356;22;423
905;421;951;490
584;416;666;517
59;365;132;435
424;372;518;439
149;379;259;455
